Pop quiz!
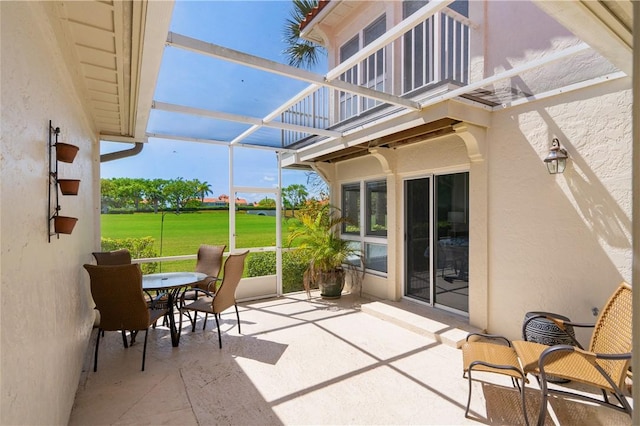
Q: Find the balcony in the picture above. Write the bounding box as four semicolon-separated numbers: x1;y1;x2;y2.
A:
281;9;472;149
69;292;630;425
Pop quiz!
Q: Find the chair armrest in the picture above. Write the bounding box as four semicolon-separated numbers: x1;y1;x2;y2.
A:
522;314;587;349
466;332;512;347
147;292;169;311
204;277;220;292
538;345;632;390
179;287;215;306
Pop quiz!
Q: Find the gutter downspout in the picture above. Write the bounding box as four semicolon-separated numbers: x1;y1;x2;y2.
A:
100;141;144;162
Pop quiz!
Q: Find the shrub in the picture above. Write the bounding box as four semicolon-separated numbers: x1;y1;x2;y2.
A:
100;236;159;274
246;250;310;293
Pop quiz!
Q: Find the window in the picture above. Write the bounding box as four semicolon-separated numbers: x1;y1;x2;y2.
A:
402;0;469;93
341;179;388;275
362;16;386;110
365;243;387;273
338;14;387;120
341;183;360;234
366;180;387;236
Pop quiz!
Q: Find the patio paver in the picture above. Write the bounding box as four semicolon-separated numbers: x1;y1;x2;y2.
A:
69;292;631;425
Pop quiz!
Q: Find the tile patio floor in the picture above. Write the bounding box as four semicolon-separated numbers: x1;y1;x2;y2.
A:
69;292;631;425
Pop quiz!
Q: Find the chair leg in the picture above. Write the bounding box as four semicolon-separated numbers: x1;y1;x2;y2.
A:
202;313;208;330
121;330;128;348
215;313;222;349
94;328;102;372
464;369;473;418
234;303;241;334
537;373;549;426
141;328;149;371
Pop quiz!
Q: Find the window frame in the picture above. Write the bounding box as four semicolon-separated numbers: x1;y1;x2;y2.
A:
340;179;388;276
365;179;387;237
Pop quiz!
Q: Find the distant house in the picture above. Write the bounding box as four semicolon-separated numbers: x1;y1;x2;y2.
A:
202;195;248;206
201;197;227;207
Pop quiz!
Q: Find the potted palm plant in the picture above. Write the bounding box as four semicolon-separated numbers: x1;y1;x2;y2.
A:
287;206;363;299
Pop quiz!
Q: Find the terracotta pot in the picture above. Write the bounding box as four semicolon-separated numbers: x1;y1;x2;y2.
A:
58;179;80;195
55;143;79;163
54;216;78;234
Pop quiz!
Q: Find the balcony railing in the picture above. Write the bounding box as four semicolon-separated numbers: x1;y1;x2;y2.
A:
281;9;471;147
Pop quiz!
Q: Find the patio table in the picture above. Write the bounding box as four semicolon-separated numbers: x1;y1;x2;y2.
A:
143;272;207;347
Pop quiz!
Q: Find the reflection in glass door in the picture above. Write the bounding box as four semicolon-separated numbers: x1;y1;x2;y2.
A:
405;172;469;314
434;173;469;313
405;178;431;302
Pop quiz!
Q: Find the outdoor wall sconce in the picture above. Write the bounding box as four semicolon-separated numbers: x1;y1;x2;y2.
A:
543;138;568;174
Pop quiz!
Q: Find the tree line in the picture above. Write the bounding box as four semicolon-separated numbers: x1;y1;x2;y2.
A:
101;178;314;214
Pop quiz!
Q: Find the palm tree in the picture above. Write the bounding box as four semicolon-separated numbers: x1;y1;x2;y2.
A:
196;180;213;203
283;0;325;68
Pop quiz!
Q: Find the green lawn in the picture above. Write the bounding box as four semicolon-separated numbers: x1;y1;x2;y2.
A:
101;210;294;272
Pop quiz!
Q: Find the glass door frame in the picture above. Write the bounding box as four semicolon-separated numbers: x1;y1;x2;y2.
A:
402;169;469;317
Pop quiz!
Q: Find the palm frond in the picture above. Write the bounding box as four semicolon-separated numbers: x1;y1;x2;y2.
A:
282;0;325;69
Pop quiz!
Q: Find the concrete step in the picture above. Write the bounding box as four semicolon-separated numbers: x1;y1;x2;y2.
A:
360;298;484;348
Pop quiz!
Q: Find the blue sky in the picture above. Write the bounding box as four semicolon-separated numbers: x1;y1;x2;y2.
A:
101;1;328;202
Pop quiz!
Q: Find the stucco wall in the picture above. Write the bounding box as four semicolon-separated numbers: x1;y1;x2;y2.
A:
486;78;632;340
1;2;98;424
331;77;631;341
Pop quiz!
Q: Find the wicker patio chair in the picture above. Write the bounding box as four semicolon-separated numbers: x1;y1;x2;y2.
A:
179;250;248;348
181;244;226;325
462;334;530;425
512;281;633;426
91;249;132;343
189;244;226;295
92;249;131;265
92;247;168;331
84;263;168;371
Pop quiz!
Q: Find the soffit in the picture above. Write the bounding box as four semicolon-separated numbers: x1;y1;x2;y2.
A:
300;1;364;45
54;0;172;142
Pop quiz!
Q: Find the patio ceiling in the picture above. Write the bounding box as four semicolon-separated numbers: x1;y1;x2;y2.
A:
51;0;172;144
55;0;633;164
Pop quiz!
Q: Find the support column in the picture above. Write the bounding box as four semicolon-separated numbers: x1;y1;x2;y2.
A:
632;3;639;423
453;123;489;330
369;147;399;300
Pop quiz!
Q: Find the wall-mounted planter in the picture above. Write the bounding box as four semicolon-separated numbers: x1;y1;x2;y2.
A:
58;179;80;195
55;143;79;163
54;216;78;234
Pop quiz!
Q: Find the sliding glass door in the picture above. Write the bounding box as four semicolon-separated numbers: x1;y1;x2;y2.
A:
405;172;469;314
405;177;431;302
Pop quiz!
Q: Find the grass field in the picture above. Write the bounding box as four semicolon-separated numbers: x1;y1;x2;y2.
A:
101;210;293;272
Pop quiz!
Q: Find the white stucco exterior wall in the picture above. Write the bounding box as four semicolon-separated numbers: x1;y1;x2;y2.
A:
320;0;632;344
1;2;98;424
486;78;632;340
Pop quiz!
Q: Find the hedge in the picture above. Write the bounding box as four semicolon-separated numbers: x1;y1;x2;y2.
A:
247;250;310;293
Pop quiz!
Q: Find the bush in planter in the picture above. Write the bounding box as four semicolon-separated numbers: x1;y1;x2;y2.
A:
287;206;363;298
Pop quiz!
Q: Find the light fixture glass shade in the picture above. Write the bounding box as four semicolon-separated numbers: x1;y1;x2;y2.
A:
544;138;568;174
